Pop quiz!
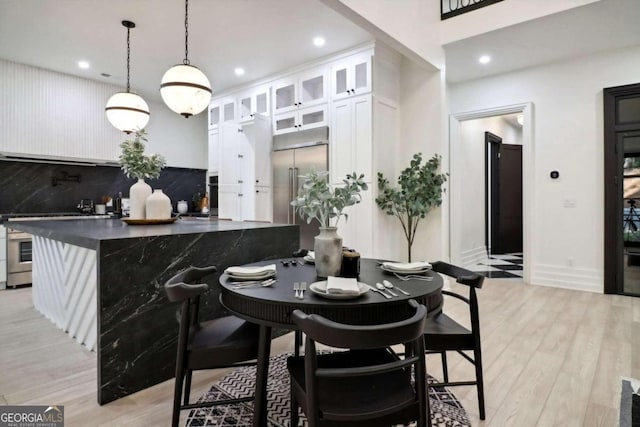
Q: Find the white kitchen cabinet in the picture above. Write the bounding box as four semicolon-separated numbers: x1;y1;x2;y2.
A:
273;67;327;115
331;53;372;101
238;84;271;123
218;123;246;187
273;105;328;135
330;94;372;184
208;101;221;130
218;185;242;221
207;129;219;174
217;116;272;221
254;187;272;222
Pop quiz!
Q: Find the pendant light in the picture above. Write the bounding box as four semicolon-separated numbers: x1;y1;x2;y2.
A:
105;21;150;134
160;0;212;118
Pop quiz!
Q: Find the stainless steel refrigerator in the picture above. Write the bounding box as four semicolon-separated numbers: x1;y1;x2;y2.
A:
272;140;328;250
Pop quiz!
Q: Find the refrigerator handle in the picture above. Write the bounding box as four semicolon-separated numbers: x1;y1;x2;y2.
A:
293;167;300;225
288;167;294;224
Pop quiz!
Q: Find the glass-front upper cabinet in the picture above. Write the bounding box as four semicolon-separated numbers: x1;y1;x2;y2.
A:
273;66;327;115
238;85;271;123
331;53;372;101
208;101;221;130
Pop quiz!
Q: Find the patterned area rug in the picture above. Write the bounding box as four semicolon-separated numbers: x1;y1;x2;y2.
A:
186;353;471;427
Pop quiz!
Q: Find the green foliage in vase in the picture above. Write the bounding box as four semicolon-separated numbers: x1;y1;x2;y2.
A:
376;153;448;261
291;170;368;228
118;129;166;180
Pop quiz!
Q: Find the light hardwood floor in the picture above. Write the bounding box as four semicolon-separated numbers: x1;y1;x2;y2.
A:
0;278;638;426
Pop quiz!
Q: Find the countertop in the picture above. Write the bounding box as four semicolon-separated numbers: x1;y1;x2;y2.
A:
8;217;295;249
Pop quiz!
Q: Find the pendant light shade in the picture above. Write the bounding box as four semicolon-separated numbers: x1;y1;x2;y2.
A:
160;64;211;118
160;0;212;118
105;20;150;134
105;92;150;133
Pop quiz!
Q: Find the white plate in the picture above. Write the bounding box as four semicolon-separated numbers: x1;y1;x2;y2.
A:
225;264;277;276
308;281;369;300
380;265;431;275
303;255;315;264
226;270;275;281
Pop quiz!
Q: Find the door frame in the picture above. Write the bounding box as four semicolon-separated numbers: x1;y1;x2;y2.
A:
485;131;502;253
448;102;534;284
603;83;640;294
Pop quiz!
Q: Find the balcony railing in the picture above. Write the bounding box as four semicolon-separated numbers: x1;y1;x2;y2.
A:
441;0;504;20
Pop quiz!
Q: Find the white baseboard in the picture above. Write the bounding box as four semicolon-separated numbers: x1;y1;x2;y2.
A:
460;246;488;268
531;263;603;293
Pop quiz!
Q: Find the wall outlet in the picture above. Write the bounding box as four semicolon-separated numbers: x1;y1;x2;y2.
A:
563;198;577;208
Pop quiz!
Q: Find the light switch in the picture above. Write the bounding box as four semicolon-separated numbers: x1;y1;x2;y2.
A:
563;198;576;208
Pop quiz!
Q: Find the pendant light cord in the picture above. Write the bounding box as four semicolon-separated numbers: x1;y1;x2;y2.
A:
183;0;190;65
126;25;131;92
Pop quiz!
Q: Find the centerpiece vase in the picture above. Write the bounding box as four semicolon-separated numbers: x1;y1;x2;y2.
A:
146;189;172;220
129;178;152;219
314;227;343;278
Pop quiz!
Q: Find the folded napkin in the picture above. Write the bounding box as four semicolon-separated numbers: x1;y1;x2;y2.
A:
326;276;360;295
225;264;276;276
382;261;432;271
307;251;315;260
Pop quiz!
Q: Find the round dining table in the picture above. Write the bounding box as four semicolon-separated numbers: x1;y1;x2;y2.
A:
219;258;443;427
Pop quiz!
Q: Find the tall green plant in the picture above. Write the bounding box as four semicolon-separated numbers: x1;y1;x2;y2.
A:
376;153;447;261
291;170;368;228
119;129;166;180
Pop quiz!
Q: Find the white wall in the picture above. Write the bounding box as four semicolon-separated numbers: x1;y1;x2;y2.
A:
0;59;207;169
441;0;600;44
452;116;522;266
449;44;640;292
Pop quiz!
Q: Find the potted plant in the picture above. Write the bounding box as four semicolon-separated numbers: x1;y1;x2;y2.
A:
291;170;367;277
376;153;448;261
119;129;166;219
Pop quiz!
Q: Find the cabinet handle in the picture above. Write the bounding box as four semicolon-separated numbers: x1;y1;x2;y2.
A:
238;193;243;197
237;128;243;133
238;180;243;184
256;179;259;183
256;190;259;193
238;154;244;158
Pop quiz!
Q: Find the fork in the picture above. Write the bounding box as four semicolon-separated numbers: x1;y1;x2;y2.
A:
393;272;434;282
231;278;276;289
294;282;300;299
299;282;307;299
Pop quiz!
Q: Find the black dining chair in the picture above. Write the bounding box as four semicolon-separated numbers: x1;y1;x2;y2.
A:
164;265;260;427
287;299;430;427
425;260;486;420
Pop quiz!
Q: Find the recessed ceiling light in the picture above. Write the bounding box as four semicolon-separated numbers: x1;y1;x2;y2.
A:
313;37;326;47
234;67;245;76
78;60;90;69
478;55;491;65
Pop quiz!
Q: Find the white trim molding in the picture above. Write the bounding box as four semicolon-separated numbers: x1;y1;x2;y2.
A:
449;102;534;283
532;263;603;294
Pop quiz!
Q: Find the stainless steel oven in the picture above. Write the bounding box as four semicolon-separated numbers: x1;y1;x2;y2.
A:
7;228;32;287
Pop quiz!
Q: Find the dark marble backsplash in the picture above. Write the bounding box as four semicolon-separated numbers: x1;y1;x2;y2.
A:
0;160;206;214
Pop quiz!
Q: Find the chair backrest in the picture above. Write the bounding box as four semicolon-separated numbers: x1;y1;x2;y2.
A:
431;261;484;289
164;265;217;335
292;299;427;350
291;300;428;425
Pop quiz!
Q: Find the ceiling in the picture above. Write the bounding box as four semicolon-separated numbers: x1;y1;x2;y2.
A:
444;0;640;83
1;0;639;105
0;0;372;103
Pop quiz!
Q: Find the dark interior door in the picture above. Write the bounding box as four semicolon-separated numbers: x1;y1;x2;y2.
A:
488;136;523;254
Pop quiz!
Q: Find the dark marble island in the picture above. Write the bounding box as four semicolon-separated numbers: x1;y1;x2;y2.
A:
8;218;299;405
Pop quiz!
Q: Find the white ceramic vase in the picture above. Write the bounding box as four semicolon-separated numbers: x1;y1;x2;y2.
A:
177;200;188;214
314;227;343;278
146;189;172;220
129;178;152;219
